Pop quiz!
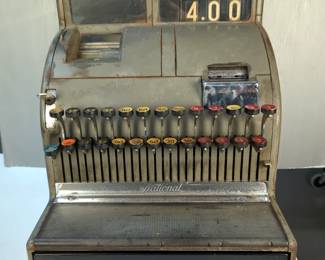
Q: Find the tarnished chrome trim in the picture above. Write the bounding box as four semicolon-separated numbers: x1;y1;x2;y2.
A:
40;31;64;133
55;182;269;203
256;0;264;23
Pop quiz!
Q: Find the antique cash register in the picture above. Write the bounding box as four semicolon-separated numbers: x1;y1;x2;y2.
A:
27;0;297;259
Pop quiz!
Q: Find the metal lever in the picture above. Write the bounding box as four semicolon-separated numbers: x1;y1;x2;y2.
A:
119;107;134;139
83;107;99;141
129;137;144;152
49;107;66;140
181;137;196;152
226;105;242;138
261;104;277;136
171;106;186;140
136;106;151;139
78;137;93;153
155;106;169;139
66;107;83;139
244;104;260;136
208;105;224;138
190;105;204;138
101;107;116;139
95;137;110;153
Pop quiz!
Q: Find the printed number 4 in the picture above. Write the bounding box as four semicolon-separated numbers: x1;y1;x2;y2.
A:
186;1;198;21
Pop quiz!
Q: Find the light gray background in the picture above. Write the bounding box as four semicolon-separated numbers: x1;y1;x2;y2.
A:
0;154;48;260
0;1;324;168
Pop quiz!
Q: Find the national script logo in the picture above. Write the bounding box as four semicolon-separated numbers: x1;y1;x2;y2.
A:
143;184;183;193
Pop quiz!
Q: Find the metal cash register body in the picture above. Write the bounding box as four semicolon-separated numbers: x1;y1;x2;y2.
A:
27;0;297;259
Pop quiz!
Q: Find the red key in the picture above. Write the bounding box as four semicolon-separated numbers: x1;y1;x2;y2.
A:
61;138;77;153
62;138;76;147
244;104;260;115
190;105;204;116
251;135;267;151
208;105;224;114
261;104;277;115
197;136;213;149
215;136;230;149
232;136;249;150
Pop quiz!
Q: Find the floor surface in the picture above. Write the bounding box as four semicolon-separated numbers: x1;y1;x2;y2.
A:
0;154;48;260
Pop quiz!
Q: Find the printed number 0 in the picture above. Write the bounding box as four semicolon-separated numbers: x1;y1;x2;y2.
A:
187;0;240;22
229;0;241;21
208;1;220;21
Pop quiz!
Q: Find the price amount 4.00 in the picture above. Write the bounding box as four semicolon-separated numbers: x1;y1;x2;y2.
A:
186;0;242;22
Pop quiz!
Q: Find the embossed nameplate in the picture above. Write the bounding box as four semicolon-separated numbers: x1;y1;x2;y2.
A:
55;182;269;203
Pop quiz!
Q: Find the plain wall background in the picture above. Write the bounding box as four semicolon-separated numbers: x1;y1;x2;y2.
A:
0;1;324;168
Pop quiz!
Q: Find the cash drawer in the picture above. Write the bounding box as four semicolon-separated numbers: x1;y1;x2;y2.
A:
34;253;290;260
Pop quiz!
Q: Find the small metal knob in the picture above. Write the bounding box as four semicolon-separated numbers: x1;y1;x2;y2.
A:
129;138;144;150
163;137;178;149
136;106;151;118
118;107;134;118
112;137;126;150
83;107;98;119
78;137;93;152
101;107;116;118
146;137;161;150
66;107;81;119
95;137;110;152
181;137;196;149
154;106;169;118
171;106;186;117
49;107;64;119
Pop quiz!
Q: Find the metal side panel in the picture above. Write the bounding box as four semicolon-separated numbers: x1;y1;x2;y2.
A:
51;77;201;109
175;23;270;77
34;253;289;260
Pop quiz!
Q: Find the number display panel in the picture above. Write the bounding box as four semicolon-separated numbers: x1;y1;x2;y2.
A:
70;0;147;24
160;0;252;22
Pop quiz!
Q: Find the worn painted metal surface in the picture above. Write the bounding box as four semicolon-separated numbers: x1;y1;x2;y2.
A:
28;1;296;260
